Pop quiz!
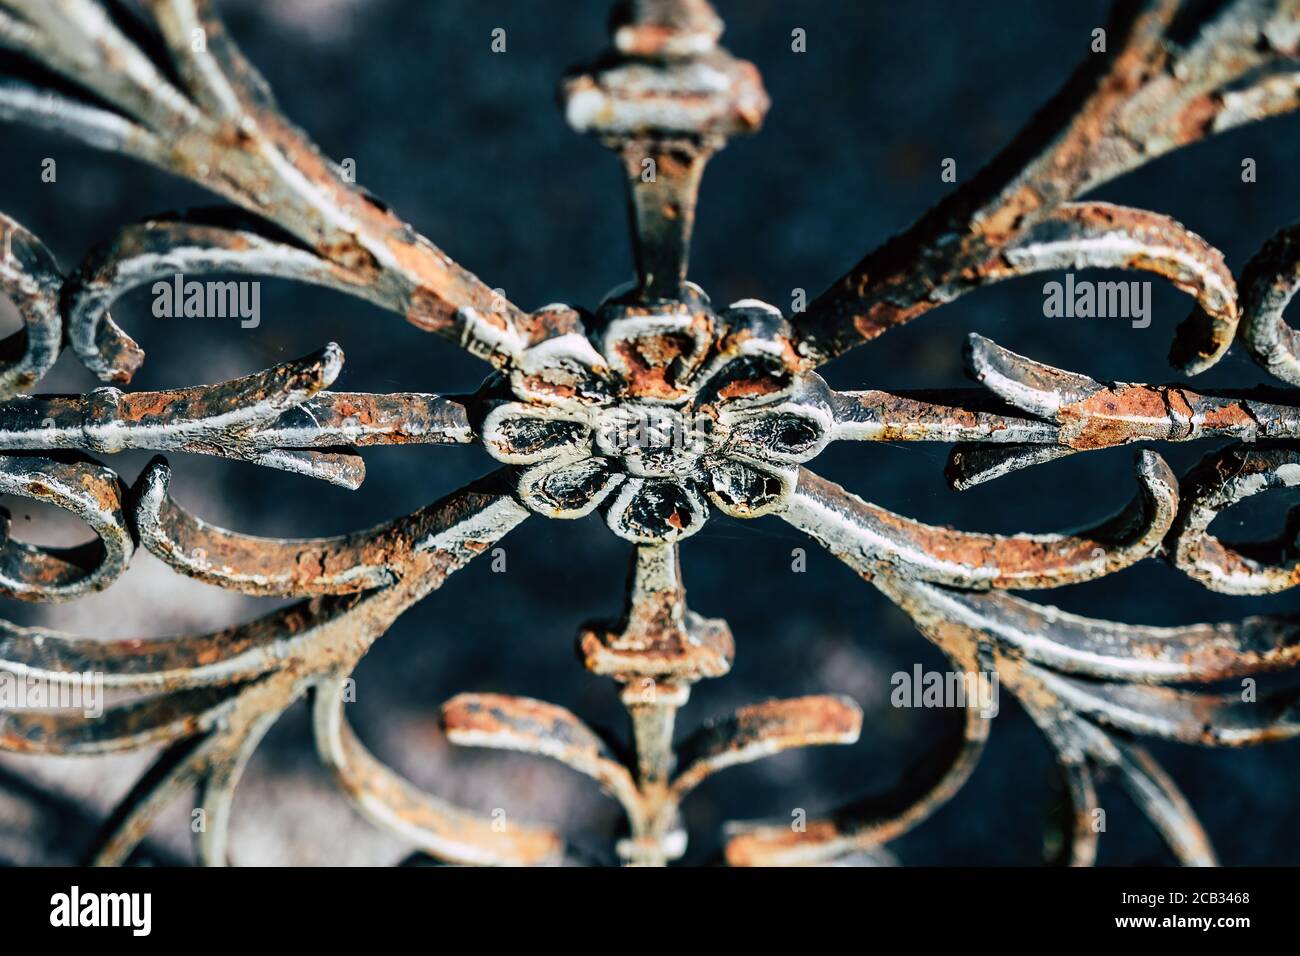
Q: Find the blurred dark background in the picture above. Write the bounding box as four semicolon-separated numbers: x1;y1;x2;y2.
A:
1;0;1298;866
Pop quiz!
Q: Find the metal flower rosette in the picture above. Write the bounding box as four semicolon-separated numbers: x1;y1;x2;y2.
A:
0;0;1299;867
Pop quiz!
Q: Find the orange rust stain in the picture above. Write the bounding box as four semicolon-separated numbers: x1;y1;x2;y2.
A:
654;149;694;179
855;296;933;342
1059;386;1169;449
1200;402;1255;431
515;307;583;345
979;184;1045;245
724;820;840;866
1171;92;1222;144
404;286;456;334
615;341;682;400
617;24;679;57
120;393;182;420
871;505;1101;582
716;376;785;401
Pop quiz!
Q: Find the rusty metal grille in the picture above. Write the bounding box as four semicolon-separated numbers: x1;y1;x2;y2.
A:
0;0;1298;867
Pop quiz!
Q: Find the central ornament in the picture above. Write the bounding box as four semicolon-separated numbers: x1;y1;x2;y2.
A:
477;288;835;542
594;404;709;477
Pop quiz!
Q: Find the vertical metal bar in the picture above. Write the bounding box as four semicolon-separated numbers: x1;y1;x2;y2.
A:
618;140;712;301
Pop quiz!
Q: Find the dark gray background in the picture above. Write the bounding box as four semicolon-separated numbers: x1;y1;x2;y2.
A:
0;0;1297;866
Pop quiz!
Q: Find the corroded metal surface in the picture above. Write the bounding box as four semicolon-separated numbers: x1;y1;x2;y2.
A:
0;0;1298;867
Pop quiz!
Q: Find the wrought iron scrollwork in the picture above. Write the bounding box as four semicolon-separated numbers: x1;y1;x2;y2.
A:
0;0;1299;866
